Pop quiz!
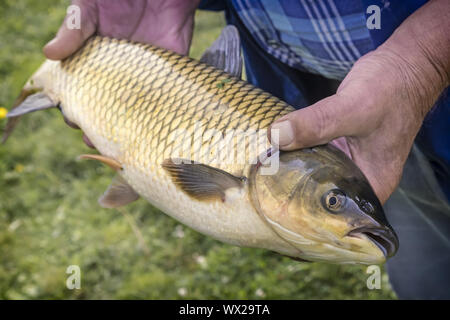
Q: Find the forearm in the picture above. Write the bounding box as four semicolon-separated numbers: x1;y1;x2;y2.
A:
270;0;449;203
375;0;450;118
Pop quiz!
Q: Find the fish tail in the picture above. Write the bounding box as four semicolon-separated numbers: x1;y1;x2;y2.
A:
2;60;58;143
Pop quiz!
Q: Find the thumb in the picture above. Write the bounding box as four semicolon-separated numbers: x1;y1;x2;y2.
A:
269;94;365;150
43;1;97;60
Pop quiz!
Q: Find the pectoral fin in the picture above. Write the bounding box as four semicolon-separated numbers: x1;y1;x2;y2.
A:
99;175;140;208
78;154;122;171
200;25;243;78
162;159;246;202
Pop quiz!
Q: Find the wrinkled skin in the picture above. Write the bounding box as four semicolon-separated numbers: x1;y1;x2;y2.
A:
41;0;448;262
44;0;200;148
46;1;450;206
270;0;450;204
44;0;200;58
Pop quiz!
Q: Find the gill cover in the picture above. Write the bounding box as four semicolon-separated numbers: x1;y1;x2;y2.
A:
249;145;398;264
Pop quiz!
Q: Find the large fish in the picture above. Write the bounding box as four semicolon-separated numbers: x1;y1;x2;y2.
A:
3;26;398;264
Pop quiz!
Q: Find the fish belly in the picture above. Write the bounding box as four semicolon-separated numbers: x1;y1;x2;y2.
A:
50;36;296;254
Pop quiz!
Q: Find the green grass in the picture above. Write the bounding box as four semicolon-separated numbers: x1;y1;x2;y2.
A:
0;0;396;299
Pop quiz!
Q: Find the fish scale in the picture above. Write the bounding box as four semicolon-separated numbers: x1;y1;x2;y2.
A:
75;38;287;167
6;31;399;264
38;36;296;253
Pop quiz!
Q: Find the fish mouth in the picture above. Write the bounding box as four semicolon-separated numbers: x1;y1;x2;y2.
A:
348;227;399;258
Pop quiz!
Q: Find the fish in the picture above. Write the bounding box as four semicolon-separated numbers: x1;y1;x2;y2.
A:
3;26;398;264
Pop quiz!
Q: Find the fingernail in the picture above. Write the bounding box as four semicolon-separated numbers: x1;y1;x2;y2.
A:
271;120;294;147
43;38;58;58
45;38;58;48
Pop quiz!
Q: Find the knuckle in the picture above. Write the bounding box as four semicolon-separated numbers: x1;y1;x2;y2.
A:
312;104;334;143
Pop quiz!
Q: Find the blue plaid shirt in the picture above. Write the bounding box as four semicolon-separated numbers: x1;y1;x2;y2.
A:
199;0;450;201
200;0;429;79
232;0;372;80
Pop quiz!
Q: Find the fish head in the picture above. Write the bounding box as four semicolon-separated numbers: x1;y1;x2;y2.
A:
249;145;398;264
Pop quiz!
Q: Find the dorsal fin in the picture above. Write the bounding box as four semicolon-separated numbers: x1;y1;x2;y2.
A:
200;25;243;78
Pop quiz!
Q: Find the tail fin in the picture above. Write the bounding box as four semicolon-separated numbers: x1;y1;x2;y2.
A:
1;90;56;143
2;89;35;144
1;60;58;143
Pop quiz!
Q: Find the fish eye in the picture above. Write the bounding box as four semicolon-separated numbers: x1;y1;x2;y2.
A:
322;189;346;213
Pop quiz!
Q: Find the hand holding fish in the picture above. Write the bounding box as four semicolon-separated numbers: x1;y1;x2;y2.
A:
270;0;450;204
5;27;400;264
7;0;449;265
43;0;201;59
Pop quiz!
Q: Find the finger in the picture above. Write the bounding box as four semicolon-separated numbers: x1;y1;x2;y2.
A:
43;0;97;60
269;94;366;150
351;154;396;205
83;134;96;149
129;0;198;55
63;115;80;129
330;137;352;158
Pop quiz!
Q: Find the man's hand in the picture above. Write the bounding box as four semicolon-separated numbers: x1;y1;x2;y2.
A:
44;0;200;148
270;0;450;204
44;0;201;60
